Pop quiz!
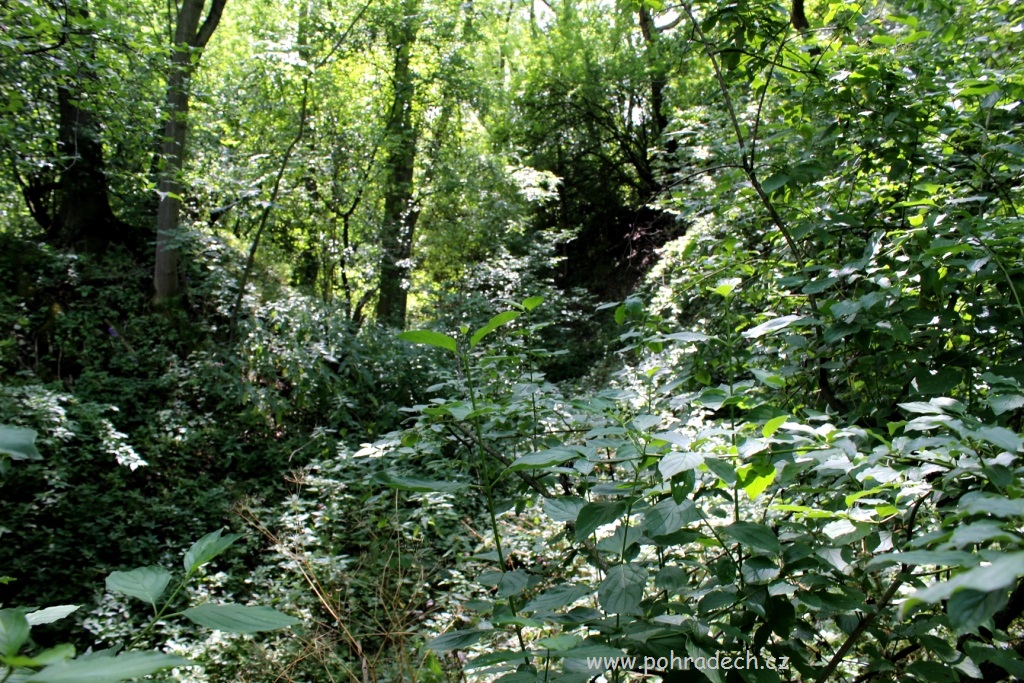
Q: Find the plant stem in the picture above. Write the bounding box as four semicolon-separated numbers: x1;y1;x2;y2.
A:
462;350;529;659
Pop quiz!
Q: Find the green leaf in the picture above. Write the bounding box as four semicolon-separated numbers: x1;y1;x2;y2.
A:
575;501;628;540
742;315;805;339
373;471;469;493
506;447;578;472
561;643;628;659
25;605;80;626
903;552;1024;612
905;661;958;683
105;567;171;607
644;498;698;537
802;277;837;294
988;394;1024;416
698;589;737;614
704;457;737;485
659;451;703;479
742;556;781;584
0;609;29;658
521;296;544;311
663;331;712;343
183;604;299;633
0;426;42;461
523;584;590;613
183;530;243;574
741;468;777;501
2;643;75;668
959;493;1024;518
971;425;1023;452
947;588;1006;633
397;330;457;353
469;311;520;349
723;522;781;556
761;173;790;193
543;496;585;523
866;550;980;570
495;571;529;598
598;563;647;614
425;629;490;652
24;651;191;682
762;415;788;438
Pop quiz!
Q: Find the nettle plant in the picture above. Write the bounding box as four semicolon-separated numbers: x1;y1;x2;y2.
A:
389;294;1024;682
0;426;299;683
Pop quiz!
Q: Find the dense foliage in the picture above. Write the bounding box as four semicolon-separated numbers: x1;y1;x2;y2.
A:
2;0;1024;681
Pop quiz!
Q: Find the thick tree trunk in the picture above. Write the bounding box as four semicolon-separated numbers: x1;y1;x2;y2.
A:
21;2;134;252
375;5;420;329
153;0;227;302
53;87;131;251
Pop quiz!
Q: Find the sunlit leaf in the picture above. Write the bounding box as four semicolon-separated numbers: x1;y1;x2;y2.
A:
397;330;457;353
25;605;80;626
742;315;805;339
24;651;191;682
470;311;520;349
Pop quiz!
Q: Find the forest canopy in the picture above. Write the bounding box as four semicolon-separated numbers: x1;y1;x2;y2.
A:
2;0;1024;681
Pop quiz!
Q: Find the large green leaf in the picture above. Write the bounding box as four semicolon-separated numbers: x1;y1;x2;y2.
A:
867;550;979;570
373;471;469;493
598;563;647;614
722;522;781;556
0;609;29;658
659;451;703;479
742;315;805;339
575;501;628;541
741;556;780;584
2;643;75;668
0;426;42;462
903;552;1024;614
970;425;1023;453
425;628;491;652
959;492;1024;518
105;567;171;607
543;496;585;523
183;603;299;633
523;583;590;613
183;530;243;574
25;605;80;626
506;447;578;472
24;651;191;682
397;329;457;353
947;588;1006;633
521;296;544;311
469;310;520;349
644;498;698;537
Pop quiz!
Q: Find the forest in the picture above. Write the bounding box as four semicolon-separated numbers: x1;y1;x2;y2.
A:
1;0;1023;680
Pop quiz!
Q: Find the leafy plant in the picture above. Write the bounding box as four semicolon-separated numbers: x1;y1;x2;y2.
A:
0;427;299;683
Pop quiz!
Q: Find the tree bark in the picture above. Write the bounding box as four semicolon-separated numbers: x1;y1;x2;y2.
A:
19;2;134;252
52;87;131;251
374;1;420;329
153;0;227;302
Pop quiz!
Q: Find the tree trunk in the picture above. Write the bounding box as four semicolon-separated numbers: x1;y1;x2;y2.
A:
52;87;131;251
374;3;420;329
19;3;134;252
153;0;227;302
